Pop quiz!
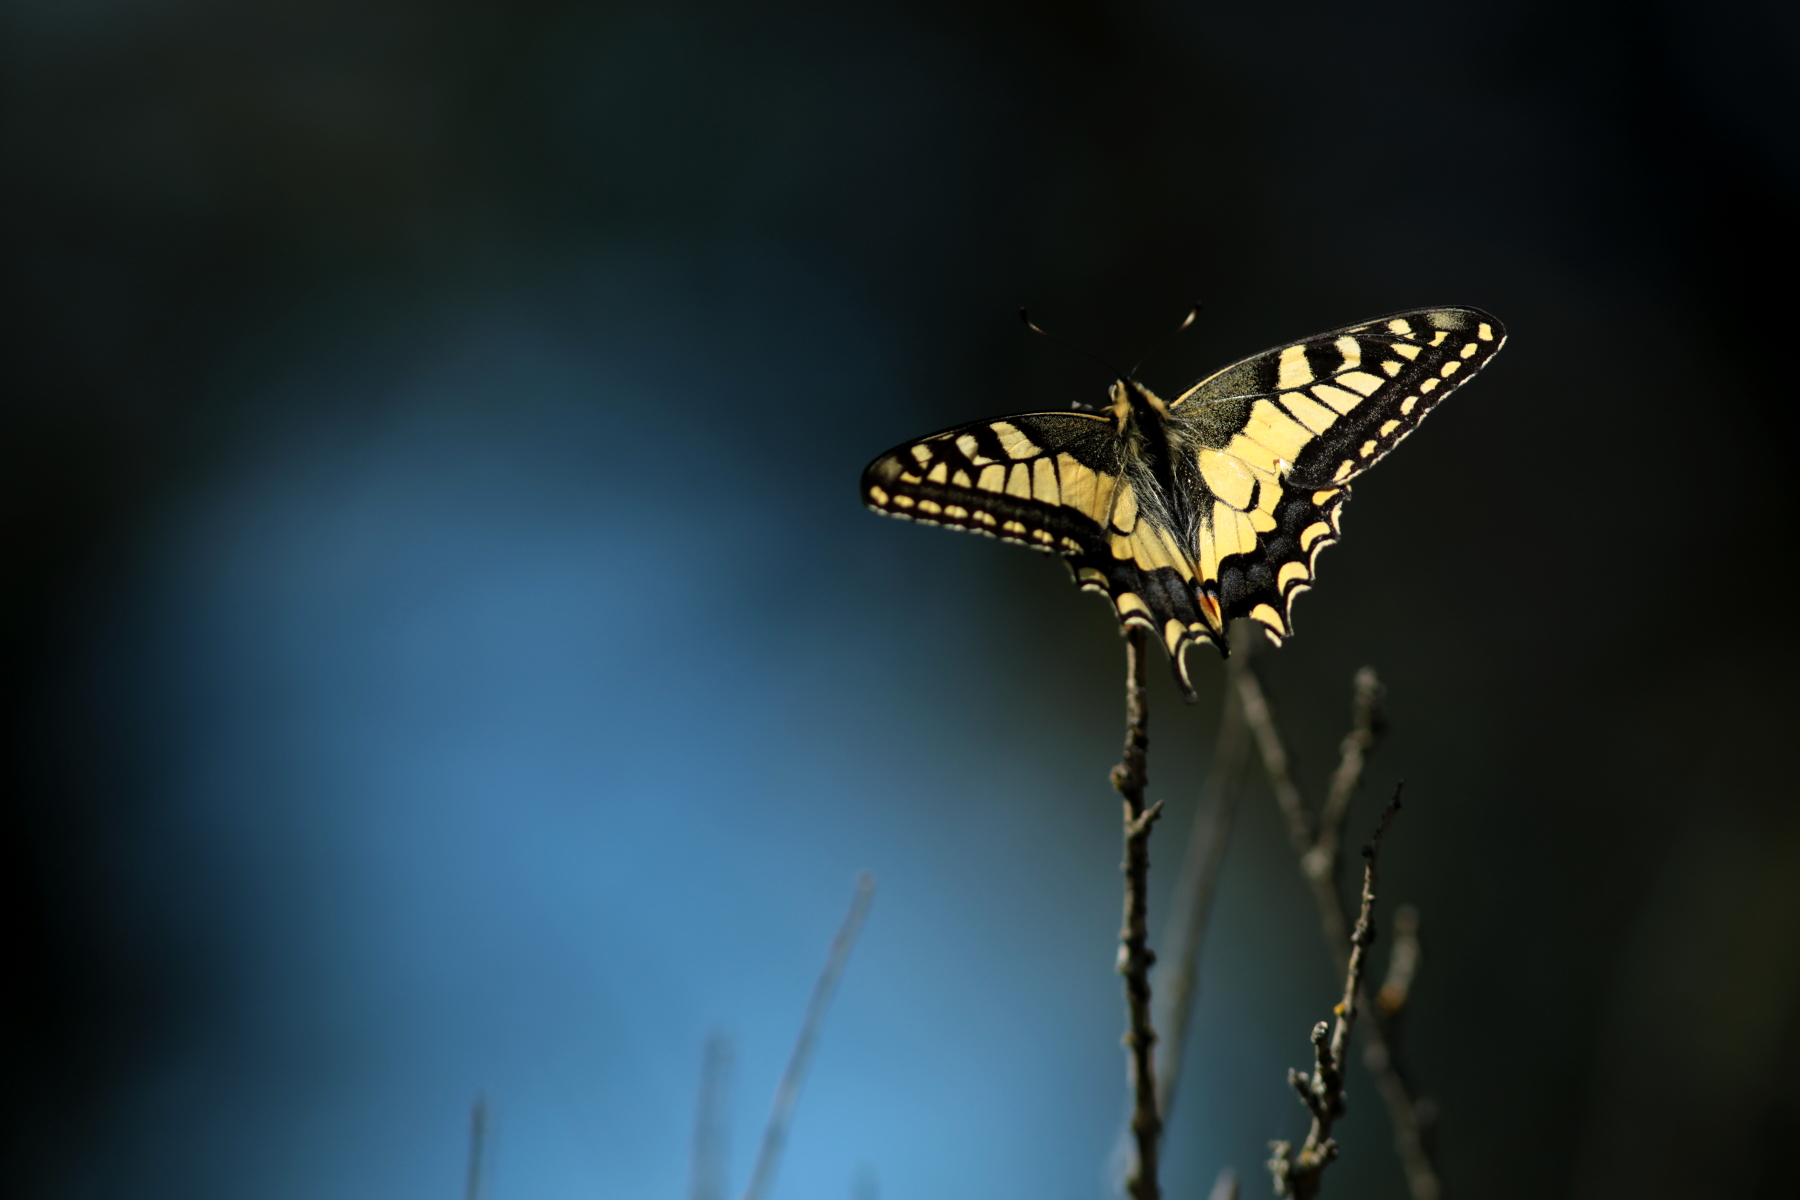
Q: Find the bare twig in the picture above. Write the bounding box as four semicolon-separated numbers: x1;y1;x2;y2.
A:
690;1032;734;1200
1112;628;1164;1200
1269;791;1402;1199
463;1092;488;1200
1154;647;1252;1118
1317;667;1384;869
739;872;877;1200
1112;638;1250;1193
1240;666;1442;1200
1207;1167;1241;1200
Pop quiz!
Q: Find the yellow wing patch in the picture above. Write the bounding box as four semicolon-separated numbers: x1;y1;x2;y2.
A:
1197;447;1258;511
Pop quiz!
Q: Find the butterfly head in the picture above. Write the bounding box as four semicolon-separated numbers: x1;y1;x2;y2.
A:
1106;379;1171;432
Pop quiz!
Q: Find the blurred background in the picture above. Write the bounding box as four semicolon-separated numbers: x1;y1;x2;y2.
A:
4;1;1797;1197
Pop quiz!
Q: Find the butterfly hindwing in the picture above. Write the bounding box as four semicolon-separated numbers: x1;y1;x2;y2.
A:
861;306;1506;697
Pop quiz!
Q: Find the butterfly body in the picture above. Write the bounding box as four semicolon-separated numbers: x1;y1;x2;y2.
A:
862;307;1506;698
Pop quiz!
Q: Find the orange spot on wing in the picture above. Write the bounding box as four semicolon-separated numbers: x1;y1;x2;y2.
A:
1196;588;1223;629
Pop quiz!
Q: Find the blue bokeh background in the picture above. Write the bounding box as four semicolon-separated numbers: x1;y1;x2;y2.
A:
6;3;1798;1198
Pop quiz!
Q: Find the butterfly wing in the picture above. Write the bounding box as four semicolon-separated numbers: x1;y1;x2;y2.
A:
861;411;1229;697
1167;305;1506;645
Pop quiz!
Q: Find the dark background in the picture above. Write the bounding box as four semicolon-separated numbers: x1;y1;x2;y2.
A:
5;1;1798;1197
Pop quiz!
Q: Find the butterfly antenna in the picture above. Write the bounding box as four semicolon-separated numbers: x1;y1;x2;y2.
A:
1019;307;1129;381
1127;302;1203;380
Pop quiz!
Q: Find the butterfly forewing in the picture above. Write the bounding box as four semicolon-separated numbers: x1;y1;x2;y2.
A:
861;305;1506;697
1166;306;1506;649
1173;307;1505;487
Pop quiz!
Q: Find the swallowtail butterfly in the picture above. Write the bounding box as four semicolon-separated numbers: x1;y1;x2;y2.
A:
861;307;1506;697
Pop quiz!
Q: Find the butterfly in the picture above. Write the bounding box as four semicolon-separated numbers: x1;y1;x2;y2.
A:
860;306;1507;699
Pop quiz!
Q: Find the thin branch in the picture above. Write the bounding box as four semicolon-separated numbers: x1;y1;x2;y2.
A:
1154;647;1252;1118
739;871;877;1200
1207;1167;1241;1200
1269;791;1402;1200
1240;666;1443;1200
1331;795;1399;1083
689;1032;734;1200
1113;638;1250;1194
463;1092;488;1200
1111;628;1151;806
1112;628;1164;1200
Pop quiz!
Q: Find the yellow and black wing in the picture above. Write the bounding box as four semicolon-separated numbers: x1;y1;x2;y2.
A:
1167;306;1505;647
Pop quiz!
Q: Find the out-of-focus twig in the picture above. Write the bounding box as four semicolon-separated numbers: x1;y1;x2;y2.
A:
689;1032;734;1200
1269;792;1401;1199
1235;666;1382;975
1318;667;1384;872
463;1092;488;1200
1377;905;1421;1019
739;872;876;1200
1154;647;1252;1119
1207;1166;1241;1200
1234;658;1315;852
1369;901;1436;1198
1112;627;1164;1200
1237;665;1441;1200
